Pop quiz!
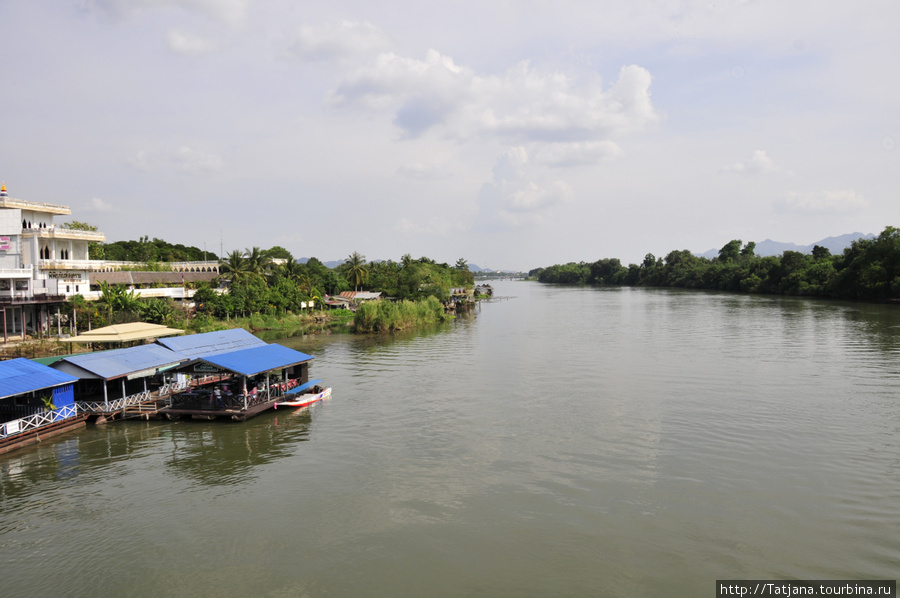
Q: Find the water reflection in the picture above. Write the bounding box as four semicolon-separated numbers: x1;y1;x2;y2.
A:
163;409;314;488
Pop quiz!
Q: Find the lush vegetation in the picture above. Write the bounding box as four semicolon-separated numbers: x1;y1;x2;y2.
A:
198;251;473;320
66;243;475;335
353;296;449;332
532;226;900;301
89;235;215;262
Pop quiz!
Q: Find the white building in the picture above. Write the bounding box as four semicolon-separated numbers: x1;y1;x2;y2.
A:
0;182;106;337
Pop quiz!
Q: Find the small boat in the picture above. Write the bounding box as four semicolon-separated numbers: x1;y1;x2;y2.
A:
275;379;331;409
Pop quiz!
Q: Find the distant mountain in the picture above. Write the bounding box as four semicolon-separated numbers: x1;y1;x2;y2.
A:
468;264;494;272
697;232;875;259
297;257;346;269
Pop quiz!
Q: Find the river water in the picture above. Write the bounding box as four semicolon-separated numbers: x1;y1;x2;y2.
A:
1;281;898;597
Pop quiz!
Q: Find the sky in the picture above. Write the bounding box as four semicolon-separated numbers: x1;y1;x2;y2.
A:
1;0;898;271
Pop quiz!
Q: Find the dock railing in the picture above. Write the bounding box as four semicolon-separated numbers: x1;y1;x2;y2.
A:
76;390;152;414
0;404;79;439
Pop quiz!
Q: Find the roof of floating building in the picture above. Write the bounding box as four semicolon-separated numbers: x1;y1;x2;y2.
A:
60;322;184;343
51;344;187;381
0;358;79;399
155;328;266;359
191;344;314;377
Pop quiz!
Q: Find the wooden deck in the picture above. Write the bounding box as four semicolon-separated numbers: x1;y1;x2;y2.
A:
159;398;279;422
0;416;88;455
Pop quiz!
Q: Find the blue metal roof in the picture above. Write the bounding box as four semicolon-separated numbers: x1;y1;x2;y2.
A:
156;328;266;358
52;344;187;380
197;344;314;377
0;358;79;399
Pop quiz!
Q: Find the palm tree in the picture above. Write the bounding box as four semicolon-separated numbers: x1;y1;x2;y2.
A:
347;251;368;292
279;256;303;283
245;246;273;280
97;282;141;324
219;250;249;285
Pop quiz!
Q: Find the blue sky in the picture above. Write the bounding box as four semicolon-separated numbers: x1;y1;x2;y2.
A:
1;1;897;270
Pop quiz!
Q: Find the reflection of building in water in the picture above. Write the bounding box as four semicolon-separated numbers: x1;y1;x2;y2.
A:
165;409;313;487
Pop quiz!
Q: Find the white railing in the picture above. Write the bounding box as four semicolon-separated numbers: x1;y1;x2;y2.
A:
91;260;220;272
26;228;106;242
75;390;152;414
158;380;193;397
38;259;95;270
0;404;79;439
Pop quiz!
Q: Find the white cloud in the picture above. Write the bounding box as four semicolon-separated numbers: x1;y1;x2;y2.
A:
394;216;462;235
720;150;789;175
127;151;153;172
532;141;623;167
83;0;248;24
476;147;574;228
775;189;868;214
87;197;116;212
172;147;223;174
167;30;217;55
288;21;392;64
396;161;453;180
329;51;657;142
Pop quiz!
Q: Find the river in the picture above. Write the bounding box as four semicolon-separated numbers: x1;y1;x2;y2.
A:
1;281;898;597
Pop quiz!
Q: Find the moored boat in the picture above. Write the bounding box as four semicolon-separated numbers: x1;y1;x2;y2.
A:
275;379;331;409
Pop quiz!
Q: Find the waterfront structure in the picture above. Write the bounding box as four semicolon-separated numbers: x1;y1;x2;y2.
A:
157;329;315;421
52;343;187;416
0;358;83;455
0;182;106;338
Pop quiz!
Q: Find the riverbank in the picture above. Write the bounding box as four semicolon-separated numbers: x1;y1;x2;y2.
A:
0;309;356;360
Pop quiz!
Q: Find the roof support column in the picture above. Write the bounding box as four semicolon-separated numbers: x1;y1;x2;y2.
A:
103;382;109;411
243;376;248;410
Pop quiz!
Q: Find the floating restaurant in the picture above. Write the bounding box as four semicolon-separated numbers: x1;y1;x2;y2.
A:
0;358;83;455
158;330;315;421
0;328;324;454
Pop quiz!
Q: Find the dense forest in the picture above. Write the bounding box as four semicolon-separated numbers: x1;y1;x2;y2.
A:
532;226;900;301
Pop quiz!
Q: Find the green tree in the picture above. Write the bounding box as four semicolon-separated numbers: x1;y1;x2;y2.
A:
263;246;293;260
219;250;249;285
244;247;273;280
718;240;742;263
346;251;369;292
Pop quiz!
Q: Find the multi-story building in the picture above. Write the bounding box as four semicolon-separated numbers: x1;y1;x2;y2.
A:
0;182;105;337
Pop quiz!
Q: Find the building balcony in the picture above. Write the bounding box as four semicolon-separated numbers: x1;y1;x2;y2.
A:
37;259;95;271
0;268;33;279
0;197;71;215
23;228;106;242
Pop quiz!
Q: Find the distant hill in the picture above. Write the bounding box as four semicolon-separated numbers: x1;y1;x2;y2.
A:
297;257;346;269
697;232;875;259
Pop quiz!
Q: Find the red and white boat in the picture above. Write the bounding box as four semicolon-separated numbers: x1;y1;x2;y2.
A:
275;380;331;409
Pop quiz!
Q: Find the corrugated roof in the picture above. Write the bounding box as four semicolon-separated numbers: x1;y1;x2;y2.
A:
52;344;187;380
197;344;314;377
156;328;266;358
0;358;79;399
60;322;184;343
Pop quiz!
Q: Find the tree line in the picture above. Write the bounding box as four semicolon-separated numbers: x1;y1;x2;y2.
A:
532;226;900;301
67;243;475;331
